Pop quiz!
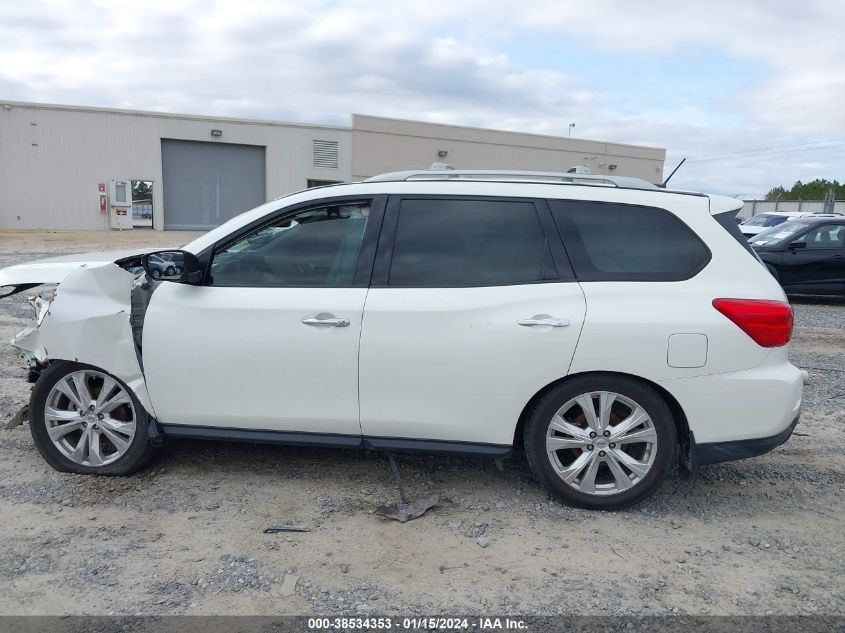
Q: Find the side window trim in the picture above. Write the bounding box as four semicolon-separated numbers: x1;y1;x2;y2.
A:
371;195;573;289
199;195;386;288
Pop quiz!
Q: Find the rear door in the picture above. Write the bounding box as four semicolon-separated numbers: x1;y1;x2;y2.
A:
358;196;586;449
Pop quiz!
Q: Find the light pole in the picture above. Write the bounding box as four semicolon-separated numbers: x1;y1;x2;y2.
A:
568;122;575;139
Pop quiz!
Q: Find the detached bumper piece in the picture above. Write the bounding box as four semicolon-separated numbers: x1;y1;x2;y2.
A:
694;414;800;466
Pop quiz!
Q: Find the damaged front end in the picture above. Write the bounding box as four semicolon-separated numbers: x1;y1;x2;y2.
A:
8;260;158;418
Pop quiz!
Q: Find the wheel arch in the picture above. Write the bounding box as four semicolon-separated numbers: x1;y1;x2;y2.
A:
512;370;690;454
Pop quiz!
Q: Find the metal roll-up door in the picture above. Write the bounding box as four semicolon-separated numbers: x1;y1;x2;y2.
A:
161;139;266;230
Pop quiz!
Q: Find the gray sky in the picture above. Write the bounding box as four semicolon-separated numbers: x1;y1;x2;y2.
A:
1;0;843;195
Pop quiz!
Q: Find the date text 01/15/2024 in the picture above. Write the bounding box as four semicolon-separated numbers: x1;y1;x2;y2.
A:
307;617;528;630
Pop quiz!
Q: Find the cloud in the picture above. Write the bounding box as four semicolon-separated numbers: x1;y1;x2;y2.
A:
0;0;842;195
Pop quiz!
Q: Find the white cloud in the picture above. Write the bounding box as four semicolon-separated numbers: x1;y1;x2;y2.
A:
0;0;842;195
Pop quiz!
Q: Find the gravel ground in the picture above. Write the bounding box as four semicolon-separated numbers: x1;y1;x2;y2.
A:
0;231;843;616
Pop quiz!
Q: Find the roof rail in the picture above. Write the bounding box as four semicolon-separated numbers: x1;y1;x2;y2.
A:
364;169;660;191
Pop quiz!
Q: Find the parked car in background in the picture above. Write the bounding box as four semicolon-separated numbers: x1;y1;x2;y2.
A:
740;211;844;239
740;212;807;238
752;216;845;296
145;253;182;279
0;170;803;510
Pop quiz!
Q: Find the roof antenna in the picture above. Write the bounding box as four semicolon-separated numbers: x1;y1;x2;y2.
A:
659;158;686;188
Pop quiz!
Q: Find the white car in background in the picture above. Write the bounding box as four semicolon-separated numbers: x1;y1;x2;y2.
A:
0;170;803;510
740;211;843;239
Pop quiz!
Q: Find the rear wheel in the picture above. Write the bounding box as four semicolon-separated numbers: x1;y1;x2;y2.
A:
30;361;158;475
524;375;677;510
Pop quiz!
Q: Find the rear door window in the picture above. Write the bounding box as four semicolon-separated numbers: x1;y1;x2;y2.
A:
387;198;557;287
549;200;710;281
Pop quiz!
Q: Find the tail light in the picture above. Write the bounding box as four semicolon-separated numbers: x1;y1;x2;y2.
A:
712;298;793;347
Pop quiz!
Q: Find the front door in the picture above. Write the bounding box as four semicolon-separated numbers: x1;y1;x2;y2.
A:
359;197;586;447
780;223;845;294
142;198;381;436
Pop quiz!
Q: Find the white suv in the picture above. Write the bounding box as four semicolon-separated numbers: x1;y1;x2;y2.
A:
0;170;803;510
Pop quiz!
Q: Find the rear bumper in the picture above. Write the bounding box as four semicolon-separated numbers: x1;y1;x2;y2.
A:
694;413;799;466
658;352;803;445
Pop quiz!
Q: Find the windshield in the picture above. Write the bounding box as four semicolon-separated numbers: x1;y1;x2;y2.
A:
743;214;789;228
751;221;811;246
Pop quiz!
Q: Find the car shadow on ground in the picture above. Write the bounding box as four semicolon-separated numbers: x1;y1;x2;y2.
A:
133;437;842;520
1;428;836;521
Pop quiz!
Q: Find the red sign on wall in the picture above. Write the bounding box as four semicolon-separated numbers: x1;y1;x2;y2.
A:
98;183;106;193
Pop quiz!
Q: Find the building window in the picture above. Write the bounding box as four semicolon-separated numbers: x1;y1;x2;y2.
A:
307;179;343;188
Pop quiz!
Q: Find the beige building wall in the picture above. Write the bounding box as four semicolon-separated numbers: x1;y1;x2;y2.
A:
351;114;666;183
0;102;350;230
0;102;667;231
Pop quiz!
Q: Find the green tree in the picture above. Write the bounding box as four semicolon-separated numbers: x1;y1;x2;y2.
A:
132;180;152;201
765;179;844;201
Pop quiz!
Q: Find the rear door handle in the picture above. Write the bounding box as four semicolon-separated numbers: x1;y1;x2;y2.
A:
302;317;350;327
518;317;570;328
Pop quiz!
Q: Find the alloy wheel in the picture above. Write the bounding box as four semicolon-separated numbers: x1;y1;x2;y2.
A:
545;391;658;496
44;370;137;467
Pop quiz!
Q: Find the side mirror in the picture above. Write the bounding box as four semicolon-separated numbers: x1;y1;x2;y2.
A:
789;240;807;250
140;250;203;284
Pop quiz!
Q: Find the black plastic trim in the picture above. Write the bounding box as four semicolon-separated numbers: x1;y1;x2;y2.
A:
158;424;513;457
535;198;576;281
159;425;363;449
713;209;764;264
694;414;799;466
363;436;512;457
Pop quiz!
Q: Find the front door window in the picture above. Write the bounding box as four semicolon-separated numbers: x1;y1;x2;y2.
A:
209;202;370;287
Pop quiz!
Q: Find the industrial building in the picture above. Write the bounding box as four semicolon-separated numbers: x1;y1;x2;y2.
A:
0;101;666;231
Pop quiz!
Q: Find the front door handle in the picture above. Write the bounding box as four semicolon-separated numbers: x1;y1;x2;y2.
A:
302;317;350;328
518;317;570;328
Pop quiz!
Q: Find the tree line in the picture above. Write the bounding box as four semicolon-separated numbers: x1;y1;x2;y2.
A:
765;179;844;201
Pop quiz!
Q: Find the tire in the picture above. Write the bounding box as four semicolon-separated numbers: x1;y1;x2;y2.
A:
165;266;175;276
524;374;677;510
151;269;161;279
29;361;158;475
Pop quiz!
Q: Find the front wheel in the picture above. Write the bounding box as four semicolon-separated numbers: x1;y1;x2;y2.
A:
29;361;158;475
524;375;677;510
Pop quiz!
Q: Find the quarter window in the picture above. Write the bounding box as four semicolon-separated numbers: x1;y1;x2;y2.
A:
209;202;369;286
549;200;710;281
388;199;556;287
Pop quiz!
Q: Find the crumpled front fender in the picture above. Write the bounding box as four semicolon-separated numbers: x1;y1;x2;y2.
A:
12;263;156;417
